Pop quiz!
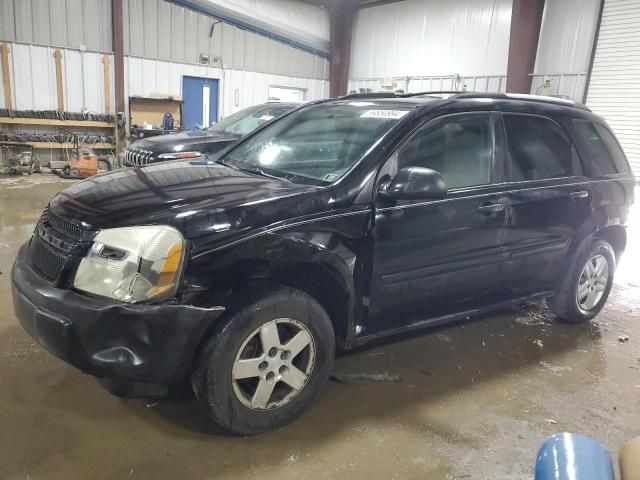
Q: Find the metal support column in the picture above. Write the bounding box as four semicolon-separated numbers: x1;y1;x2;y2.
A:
329;0;358;97
112;0;126;153
506;0;546;94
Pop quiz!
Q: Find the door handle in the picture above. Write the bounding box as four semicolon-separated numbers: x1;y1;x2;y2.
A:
569;190;590;200
476;202;505;214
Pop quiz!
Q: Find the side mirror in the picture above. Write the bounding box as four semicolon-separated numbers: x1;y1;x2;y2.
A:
380;167;447;200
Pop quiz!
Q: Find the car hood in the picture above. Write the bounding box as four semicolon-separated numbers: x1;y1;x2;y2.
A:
49;160;331;245
131;130;240;153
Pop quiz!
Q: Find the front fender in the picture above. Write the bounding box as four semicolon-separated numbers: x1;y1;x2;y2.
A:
186;208;372;347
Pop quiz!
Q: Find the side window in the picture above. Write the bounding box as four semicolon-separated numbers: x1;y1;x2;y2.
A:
573;120;630;176
396;114;492;189
504;115;581;181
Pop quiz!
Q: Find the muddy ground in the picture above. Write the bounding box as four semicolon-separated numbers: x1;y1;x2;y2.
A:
1;175;638;480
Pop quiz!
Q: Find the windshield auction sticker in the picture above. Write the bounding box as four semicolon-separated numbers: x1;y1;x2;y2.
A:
360;110;410;119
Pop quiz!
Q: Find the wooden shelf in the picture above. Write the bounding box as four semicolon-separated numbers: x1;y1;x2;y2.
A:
0;117;115;128
26;142;115;150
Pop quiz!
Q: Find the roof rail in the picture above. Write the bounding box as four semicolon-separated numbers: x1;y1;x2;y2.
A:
402;91;464;97
340;92;399;99
340;91;463;100
451;92;591;111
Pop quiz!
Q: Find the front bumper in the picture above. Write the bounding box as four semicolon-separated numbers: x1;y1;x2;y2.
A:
11;243;224;387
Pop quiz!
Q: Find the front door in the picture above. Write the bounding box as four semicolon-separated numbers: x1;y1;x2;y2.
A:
500;113;593;295
368;112;509;333
182;76;219;130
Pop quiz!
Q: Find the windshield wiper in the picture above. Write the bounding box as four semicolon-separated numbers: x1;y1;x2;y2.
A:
224;162;290;182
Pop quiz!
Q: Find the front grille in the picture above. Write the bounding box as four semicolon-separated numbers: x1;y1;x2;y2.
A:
30;211;95;283
123;147;155;166
44;211;85;241
31;236;67;280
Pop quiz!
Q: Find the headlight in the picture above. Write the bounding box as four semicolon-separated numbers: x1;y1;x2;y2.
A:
158;151;202;160
74;225;185;303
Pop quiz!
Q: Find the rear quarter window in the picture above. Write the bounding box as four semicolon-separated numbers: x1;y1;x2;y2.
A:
572;120;630;176
503;114;582;181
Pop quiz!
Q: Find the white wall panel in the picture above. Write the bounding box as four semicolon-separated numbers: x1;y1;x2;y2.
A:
11;44;37;110
350;0;512;79
64;49;84;112
31;46;55;110
534;0;600;74
0;49;4;105
348;74;508;97
82;52;103;113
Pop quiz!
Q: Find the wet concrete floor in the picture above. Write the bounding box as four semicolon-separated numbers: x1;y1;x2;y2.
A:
0;175;638;479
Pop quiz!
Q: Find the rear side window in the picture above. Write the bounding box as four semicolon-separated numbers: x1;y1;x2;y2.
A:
504;114;581;181
573;120;630;176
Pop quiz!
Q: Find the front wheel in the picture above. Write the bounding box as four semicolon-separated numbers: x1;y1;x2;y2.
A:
191;287;335;435
549;239;616;323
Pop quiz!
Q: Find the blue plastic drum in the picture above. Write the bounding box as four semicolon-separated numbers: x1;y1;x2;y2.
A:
535;433;615;480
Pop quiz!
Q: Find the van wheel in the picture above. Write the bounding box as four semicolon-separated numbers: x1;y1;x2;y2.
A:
549;239;616;323
191;287;335;435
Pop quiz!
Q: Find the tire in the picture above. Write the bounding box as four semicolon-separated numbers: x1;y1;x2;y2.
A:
549;238;616;323
191;287;335;435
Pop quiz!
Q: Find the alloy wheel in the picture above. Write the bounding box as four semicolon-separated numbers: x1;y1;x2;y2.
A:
231;318;316;410
576;254;609;311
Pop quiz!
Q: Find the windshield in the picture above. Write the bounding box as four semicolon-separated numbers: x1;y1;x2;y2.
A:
206;104;294;136
220;102;411;185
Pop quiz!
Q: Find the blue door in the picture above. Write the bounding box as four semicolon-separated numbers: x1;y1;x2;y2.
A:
182;76;219;130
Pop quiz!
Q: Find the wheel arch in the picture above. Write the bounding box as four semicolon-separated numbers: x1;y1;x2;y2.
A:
189;235;361;353
595;225;627;261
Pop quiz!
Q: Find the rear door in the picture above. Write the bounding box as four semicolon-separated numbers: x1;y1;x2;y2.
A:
501;113;593;295
368;112;509;333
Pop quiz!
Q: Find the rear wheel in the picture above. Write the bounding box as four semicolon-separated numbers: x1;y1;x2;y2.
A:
191;287;335;435
549;239;615;323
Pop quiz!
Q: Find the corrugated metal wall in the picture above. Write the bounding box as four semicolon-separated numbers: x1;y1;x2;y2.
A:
0;0;329;123
169;0;330;55
124;55;329;117
201;0;330;44
0;0;329;80
0;0;113;52
349;0;512;79
124;0;328;79
348;0;600;103
535;0;600;74
586;0;640;176
0;42;329;116
532;0;600;100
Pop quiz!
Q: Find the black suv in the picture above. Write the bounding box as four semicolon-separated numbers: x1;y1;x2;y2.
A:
123;102;298;166
11;92;635;435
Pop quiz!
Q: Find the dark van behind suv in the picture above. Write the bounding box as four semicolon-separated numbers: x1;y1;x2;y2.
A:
12;92;635;435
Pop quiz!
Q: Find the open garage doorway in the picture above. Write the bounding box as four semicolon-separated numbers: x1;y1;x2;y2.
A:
182;76;219;131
